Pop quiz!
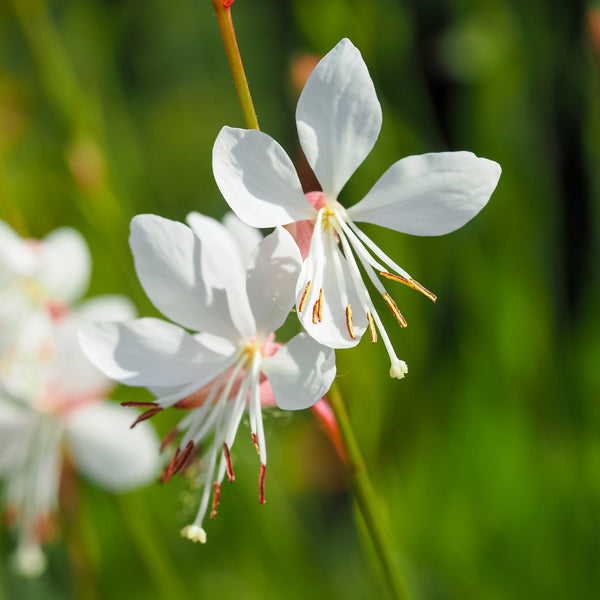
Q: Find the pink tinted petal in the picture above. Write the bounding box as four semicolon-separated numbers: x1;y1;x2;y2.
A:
286;192;326;260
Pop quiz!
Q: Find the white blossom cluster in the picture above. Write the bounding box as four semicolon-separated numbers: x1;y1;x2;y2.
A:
2;38;500;559
0;222;159;576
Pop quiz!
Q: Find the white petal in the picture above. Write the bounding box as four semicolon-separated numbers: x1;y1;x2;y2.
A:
130;214;241;340
53;295;136;394
222;212;263;259
66;402;160;491
347;152;502;235
296;229;367;349
296;38;382;198
185;211;254;338
0;220;36;285
79;318;229;388
40;227;91;302
213;127;316;227
0;400;33;474
246;227;302;338
262;333;336;410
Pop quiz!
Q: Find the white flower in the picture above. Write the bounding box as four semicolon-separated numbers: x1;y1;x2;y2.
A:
80;213;336;543
212;38;501;378
0;223;160;576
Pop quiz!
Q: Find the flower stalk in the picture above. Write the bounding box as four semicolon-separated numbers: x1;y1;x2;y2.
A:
327;380;411;600
211;0;260;130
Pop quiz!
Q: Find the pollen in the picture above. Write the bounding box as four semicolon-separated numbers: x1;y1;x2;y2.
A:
380;272;437;303
298;281;312;313
382;293;408;328
345;305;356;339
366;310;378;343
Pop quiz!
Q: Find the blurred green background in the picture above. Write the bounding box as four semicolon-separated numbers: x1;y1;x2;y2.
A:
1;0;599;598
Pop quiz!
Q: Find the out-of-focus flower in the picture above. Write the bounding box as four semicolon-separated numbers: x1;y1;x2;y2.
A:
0;220;160;576
212;38;501;378
80;213;336;544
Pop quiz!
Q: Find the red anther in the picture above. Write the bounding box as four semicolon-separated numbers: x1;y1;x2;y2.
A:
159;427;179;453
121;401;158;408
172;440;195;476
210;481;221;519
160;445;181;482
221;0;235;8
251;432;260;454
223;442;235;482
259;464;266;504
130;406;163;429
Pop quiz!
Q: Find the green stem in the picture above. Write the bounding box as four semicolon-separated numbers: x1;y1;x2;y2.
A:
117;494;190;600
328;381;411;600
0;153;28;236
211;0;260;130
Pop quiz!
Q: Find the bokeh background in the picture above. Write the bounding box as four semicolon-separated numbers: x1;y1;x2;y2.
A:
1;0;599;598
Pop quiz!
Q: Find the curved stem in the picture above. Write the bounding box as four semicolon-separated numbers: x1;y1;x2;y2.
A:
327;380;411;600
211;0;260;130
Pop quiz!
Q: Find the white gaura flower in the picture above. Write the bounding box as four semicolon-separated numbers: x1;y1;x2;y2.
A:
212;38;502;379
80;213;336;543
0;224;159;576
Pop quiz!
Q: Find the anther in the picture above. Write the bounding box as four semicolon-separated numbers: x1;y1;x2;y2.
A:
298;281;312;313
366;311;378;343
223;442;235;482
172;440;195;476
251;432;260;455
160;446;181;482
259;463;266;504
318;288;324;322
312;288;324;324
130;406;163;429
159;427;179;453
382;293;408;327
210;481;221;519
380;272;437;303
345;305;356;339
121;401;158;408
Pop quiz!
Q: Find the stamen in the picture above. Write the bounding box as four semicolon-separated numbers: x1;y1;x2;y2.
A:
345;305;356;339
130;406;163;429
172;440;195;476
210;481;221;519
312;290;322;325
366;311;378;343
259;463;266;504
298;281;312;313
121;401;158;408
382;293;408;327
380;272;437;302
161;445;181;482
251;432;260;455
223;442;235;482
159;427;179;452
312;288;324;324
318;288;324;321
